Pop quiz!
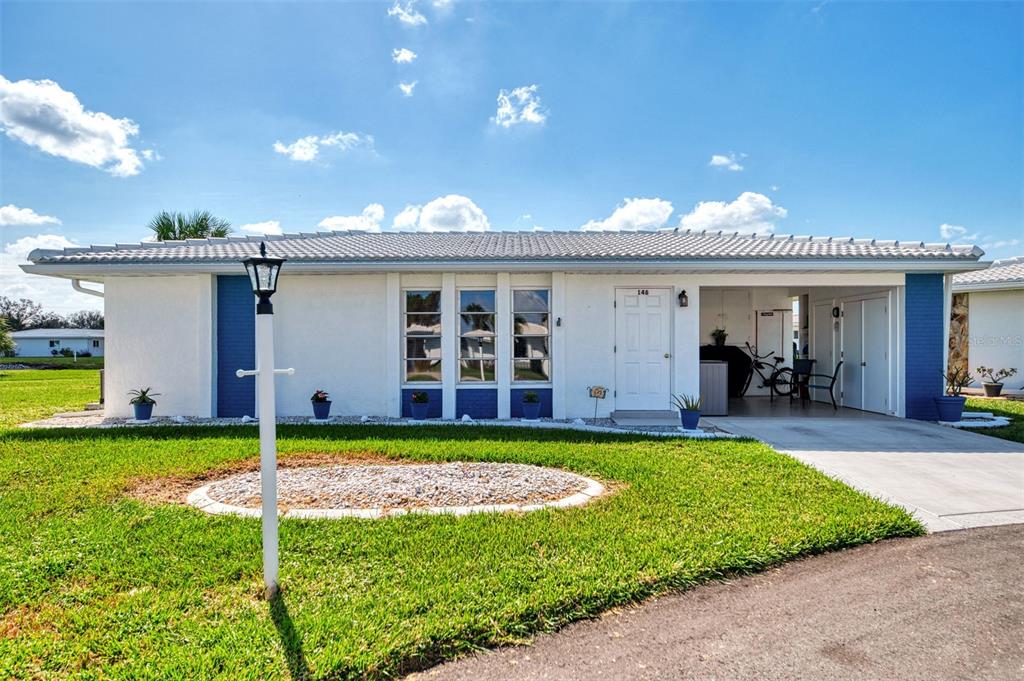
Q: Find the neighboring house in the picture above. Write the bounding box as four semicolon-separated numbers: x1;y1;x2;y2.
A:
10;328;105;357
22;230;982;420
950;256;1024;393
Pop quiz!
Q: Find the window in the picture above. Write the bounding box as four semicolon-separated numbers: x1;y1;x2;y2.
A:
404;290;441;382
513;289;550;382
48;340;60;348
92;340;100;348
459;290;496;382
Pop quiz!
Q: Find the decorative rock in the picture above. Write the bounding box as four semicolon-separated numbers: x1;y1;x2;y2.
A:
360;415;370;423
170;415;188;424
461;414;473;422
241;415;257;423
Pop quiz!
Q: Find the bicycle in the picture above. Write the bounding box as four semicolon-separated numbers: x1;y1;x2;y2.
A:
740;342;794;398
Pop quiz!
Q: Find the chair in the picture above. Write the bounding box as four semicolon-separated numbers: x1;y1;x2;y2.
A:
789;359;816;404
804;361;844;409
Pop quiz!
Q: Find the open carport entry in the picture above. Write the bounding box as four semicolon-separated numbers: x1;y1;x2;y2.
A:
699;284;902;418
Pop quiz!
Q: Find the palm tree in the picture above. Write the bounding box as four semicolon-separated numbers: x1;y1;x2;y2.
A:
147;210;231;241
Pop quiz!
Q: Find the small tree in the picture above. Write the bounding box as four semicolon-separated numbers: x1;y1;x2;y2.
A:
0;319;15;357
0;296;43;331
65;310;104;329
148;210;231;241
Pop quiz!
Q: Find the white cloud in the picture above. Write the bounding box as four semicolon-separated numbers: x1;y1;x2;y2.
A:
939;223;980;241
0;234;102;312
239;220;283;236
580;198;674;232
433;0;453;9
0;75;154;177
980;238;1021;251
709;153;745;172
392;48;418;64
391;195;490;232
679;192;787;235
272;131;374;162
399;81;418;97
388;1;427;26
0;204;61;226
493;85;547;128
392;204;421;230
318;203;386;231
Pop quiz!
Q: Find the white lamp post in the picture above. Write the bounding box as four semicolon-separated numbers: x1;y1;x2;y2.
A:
236;242;292;599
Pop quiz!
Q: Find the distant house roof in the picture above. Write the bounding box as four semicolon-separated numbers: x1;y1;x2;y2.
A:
11;328;105;339
953;256;1024;291
23;230;983;274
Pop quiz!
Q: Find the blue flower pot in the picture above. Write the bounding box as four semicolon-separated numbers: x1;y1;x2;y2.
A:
312;400;331;420
133;402;154;421
679;409;701;430
934;396;966;422
522;400;542;420
410;400;430;420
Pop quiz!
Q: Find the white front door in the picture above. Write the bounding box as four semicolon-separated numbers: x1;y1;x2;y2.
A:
615;287;672;410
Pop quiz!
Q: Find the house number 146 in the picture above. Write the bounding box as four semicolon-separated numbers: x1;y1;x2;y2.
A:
636;289;649;295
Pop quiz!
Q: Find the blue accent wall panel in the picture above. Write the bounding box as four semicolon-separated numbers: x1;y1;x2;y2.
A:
905;273;945;420
216;275;255;417
402;388;443;418
456;389;498;419
511;388;553;418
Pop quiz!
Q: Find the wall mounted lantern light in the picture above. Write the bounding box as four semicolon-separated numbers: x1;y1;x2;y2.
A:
678;290;689;308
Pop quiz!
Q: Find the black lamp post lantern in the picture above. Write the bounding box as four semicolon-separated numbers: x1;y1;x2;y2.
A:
678;290;689;308
242;242;285;314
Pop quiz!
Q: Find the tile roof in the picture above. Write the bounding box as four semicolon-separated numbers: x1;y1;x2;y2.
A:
952;255;1024;289
27;229;982;266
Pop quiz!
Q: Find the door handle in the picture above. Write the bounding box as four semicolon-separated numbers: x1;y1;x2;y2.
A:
664;353;671;358
861;362;866;367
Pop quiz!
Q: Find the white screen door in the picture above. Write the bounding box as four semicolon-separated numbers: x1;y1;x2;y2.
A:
615;288;671;410
842;300;864;410
812;302;834;404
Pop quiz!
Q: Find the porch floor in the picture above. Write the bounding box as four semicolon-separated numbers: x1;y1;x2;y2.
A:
713;396;889;420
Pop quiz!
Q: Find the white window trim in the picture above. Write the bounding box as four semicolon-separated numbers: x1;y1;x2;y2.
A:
511;286;552;386
401;288;443;386
457;286;497;385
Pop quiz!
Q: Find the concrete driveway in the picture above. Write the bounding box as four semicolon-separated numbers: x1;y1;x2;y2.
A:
705;416;1024;532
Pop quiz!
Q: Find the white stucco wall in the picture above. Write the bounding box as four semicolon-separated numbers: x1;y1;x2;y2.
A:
562;274;700;418
966;289;1024;390
104;275;214;418
270;274;390;416
13;336;104;357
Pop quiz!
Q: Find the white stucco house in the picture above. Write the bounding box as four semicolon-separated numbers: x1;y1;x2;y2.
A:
951;256;1024;392
10;328;105;357
21;230;983;420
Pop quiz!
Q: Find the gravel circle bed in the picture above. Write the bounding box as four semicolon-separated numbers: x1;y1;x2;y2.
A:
189;462;606;519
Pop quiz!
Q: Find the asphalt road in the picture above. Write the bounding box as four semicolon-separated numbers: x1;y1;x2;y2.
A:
412;525;1024;680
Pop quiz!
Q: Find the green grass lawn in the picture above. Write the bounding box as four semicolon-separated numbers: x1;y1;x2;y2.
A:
965;397;1024;444
0;356;105;370
0;372;923;679
0;369;101;428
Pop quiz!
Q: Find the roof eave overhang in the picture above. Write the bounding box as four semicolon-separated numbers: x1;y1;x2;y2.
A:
22;257;987;277
952;280;1024;293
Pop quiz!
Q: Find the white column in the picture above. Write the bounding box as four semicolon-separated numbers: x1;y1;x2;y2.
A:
496;272;512;419
441;273;457;419
255;312;279;598
674;283;700;400
385;273;401;417
551;272;567;419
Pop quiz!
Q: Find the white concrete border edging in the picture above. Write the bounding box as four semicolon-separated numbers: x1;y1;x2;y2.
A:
186;477;607;520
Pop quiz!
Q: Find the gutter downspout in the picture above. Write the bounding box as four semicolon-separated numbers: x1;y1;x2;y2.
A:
71;279;104;298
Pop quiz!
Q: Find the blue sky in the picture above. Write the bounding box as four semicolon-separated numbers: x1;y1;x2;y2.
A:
1;0;1021;311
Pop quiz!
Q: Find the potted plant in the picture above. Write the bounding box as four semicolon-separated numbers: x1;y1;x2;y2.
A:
310;389;331;420
410;390;430;420
521;390;542;420
935;367;972;422
672;393;702;430
128;387;160;421
976;366;1018;398
710;328;728;347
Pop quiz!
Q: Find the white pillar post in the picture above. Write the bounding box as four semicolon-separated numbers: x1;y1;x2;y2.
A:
256;312;279;599
551;272;567;419
385;273;402;418
496;272;512;419
441;273;457;419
